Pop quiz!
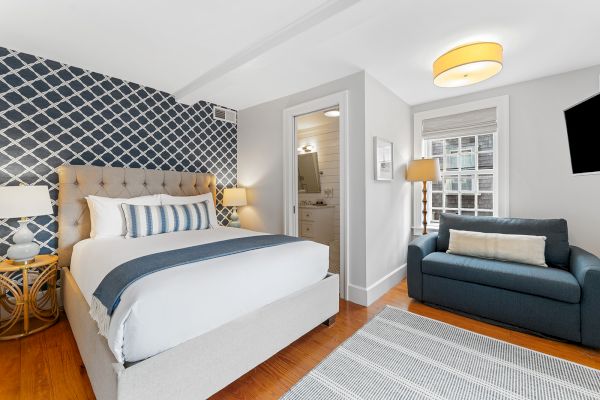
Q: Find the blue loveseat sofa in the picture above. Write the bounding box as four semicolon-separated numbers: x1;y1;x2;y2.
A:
407;213;600;348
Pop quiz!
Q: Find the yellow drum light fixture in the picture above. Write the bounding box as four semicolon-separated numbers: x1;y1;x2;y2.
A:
433;42;503;87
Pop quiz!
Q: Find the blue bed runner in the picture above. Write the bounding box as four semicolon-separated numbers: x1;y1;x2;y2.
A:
89;234;304;336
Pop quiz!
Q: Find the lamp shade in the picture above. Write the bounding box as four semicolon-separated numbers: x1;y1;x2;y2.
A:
406;159;441;183
223;188;247;207
433;42;503;87
0;185;53;218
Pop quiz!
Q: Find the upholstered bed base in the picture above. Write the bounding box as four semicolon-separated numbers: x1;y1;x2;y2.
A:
62;267;339;400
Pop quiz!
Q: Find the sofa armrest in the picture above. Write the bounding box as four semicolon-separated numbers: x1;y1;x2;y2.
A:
407;233;438;301
570;246;600;348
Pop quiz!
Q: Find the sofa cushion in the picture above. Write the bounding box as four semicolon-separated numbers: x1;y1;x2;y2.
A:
422;252;581;303
437;214;570;269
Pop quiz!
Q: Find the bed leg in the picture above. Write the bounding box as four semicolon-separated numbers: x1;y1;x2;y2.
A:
323;315;337;327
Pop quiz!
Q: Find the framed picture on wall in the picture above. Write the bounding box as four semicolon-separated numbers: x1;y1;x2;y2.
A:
374;137;393;181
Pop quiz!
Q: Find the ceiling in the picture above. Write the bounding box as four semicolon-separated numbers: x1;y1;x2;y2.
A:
296;108;339;131
2;0;600;110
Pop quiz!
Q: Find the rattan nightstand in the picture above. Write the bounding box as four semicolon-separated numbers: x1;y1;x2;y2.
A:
0;254;59;339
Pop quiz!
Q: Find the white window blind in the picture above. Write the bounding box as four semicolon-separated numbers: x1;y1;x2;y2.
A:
422;107;497;138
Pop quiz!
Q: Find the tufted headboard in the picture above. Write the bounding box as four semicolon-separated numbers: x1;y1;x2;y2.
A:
57;165;217;268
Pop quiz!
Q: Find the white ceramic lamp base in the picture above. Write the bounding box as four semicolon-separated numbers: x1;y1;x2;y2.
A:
228;207;241;228
7;219;40;264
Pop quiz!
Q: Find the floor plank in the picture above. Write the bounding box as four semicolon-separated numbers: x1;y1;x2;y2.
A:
1;280;599;399
0;333;21;399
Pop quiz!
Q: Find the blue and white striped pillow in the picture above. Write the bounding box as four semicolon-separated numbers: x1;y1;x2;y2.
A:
121;202;211;238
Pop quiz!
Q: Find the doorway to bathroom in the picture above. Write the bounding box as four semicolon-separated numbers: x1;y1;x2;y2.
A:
283;92;348;299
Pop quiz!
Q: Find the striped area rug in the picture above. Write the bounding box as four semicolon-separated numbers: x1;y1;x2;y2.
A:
282;306;600;400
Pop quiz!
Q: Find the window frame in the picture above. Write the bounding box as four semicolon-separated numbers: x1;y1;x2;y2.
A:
412;96;509;235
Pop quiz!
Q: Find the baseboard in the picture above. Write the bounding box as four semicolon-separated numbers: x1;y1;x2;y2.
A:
347;264;407;306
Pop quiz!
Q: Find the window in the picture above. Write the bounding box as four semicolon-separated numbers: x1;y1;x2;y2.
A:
412;96;509;232
426;133;496;222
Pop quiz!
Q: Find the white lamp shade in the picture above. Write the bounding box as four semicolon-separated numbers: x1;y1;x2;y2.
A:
0;185;53;218
223;188;247;207
406;159;441;183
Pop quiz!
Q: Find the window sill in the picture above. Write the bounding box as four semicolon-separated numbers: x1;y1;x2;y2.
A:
411;224;439;237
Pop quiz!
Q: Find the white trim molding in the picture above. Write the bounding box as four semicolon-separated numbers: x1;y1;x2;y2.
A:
347;264;407;306
412;95;509;235
283;91;350;299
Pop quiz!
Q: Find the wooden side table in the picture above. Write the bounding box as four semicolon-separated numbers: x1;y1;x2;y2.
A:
0;254;59;339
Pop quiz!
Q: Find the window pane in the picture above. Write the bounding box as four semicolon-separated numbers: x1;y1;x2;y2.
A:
478;152;493;169
478;211;493;217
461;194;475;209
445;138;459;153
460;175;474;191
446;154;459;171
461;136;476;152
434;156;443;171
446;194;458;208
425;131;497;220
460;153;476;170
432;193;443;208
444;176;458;191
479;174;493;191
479;134;493;151
431;140;443;156
478;193;493;210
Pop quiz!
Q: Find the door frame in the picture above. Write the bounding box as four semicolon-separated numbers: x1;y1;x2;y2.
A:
283;91;349;299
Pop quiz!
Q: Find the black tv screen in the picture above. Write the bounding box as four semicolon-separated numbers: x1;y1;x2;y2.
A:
564;92;600;174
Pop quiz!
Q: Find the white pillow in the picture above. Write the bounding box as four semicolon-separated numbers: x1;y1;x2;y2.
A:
160;193;218;228
86;195;161;238
447;229;547;267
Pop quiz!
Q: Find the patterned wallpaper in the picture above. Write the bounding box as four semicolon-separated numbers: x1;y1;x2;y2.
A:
0;46;237;256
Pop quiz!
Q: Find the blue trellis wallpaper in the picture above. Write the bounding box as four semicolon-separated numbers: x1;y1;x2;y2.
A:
0;46;237;257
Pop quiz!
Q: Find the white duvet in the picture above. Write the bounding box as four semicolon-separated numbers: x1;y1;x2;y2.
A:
70;227;329;363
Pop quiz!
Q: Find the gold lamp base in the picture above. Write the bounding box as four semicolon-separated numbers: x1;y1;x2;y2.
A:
421;181;429;235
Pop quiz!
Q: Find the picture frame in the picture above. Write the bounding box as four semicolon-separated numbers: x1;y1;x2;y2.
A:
374;137;393;181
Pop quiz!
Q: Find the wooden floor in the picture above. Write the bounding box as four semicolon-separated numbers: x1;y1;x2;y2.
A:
2;280;599;400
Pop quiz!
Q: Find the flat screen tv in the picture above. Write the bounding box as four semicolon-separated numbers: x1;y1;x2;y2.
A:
564;92;600;175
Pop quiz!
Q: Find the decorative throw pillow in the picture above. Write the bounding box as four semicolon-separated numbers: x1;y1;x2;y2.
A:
86;195;161;238
447;229;547;267
160;193;218;228
122;202;211;238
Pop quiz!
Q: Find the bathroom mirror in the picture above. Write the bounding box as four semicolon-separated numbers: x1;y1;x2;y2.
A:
298;152;321;193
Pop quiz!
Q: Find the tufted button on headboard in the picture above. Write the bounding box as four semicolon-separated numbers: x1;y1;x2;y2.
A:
57;165;217;268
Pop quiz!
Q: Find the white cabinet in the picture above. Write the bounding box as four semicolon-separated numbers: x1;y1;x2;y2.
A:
299;205;334;245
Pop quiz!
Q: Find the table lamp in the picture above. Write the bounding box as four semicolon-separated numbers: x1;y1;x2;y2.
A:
223;187;247;228
0;185;53;264
406;158;441;235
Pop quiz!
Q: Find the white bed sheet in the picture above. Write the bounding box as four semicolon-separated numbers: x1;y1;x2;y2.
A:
69;227;329;363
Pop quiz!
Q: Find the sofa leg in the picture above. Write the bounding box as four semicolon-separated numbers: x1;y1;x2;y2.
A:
323;315;337;327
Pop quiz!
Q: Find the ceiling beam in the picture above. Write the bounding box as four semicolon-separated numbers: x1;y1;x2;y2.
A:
173;0;362;104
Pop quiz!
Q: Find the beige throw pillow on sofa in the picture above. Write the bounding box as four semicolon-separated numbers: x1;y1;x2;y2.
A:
447;229;547;267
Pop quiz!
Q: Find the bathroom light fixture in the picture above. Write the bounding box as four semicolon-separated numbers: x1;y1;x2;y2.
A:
433;42;503;87
297;144;315;153
324;109;340;118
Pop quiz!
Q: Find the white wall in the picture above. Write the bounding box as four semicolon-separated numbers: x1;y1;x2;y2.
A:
361;74;412;303
237;72;368;289
412;65;600;257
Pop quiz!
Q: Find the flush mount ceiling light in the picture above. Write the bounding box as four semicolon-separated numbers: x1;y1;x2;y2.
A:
324;109;340;118
433;42;503;87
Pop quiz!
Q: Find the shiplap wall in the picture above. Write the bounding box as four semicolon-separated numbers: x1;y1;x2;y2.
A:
296;121;340;250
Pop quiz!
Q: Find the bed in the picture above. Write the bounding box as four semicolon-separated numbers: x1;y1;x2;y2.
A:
57;165;339;400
